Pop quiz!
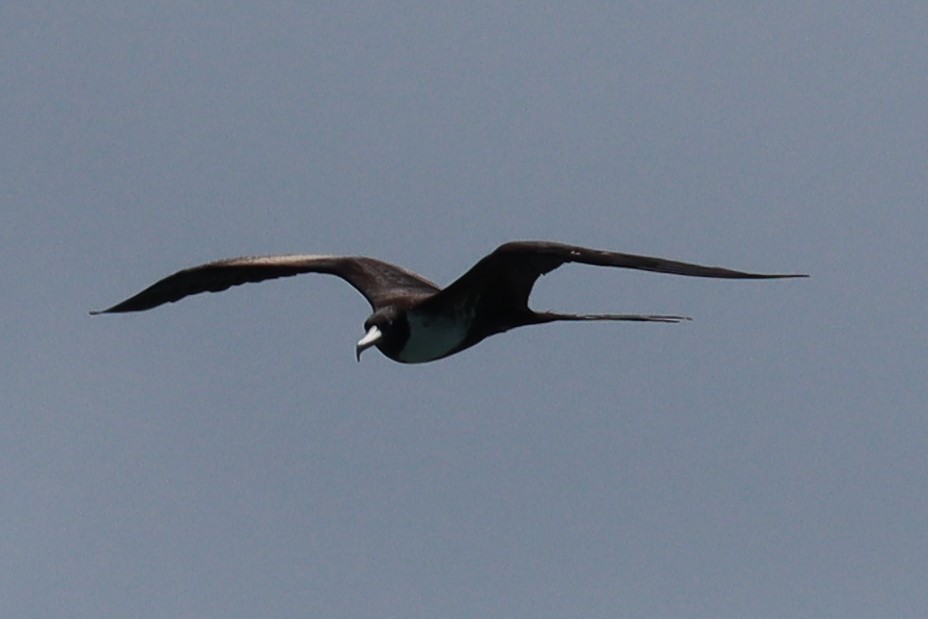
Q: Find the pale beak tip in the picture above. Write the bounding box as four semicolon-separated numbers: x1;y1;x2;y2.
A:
355;325;383;362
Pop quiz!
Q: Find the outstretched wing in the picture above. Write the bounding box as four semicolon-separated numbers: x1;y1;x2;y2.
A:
90;254;440;314
428;240;807;312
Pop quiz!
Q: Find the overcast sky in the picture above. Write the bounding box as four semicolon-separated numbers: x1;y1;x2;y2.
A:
3;3;927;618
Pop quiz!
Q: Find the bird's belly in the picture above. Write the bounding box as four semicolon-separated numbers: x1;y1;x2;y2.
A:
397;311;472;363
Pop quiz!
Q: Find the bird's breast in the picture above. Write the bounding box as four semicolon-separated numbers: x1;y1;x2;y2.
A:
396;309;474;363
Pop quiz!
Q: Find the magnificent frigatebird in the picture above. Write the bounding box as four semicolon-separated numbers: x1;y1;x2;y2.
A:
91;240;806;363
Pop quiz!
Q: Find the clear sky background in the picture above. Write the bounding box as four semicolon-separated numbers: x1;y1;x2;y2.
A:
3;4;926;618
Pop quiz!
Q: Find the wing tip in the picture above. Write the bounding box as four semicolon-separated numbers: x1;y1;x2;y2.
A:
88;300;147;315
89;305;125;315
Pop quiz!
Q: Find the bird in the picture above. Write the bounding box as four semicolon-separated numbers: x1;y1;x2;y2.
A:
91;240;807;363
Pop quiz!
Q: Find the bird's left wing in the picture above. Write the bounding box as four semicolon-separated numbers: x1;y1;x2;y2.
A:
90;254;440;314
489;241;809;279
427;240;807;313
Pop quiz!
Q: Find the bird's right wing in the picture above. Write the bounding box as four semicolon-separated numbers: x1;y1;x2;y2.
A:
90;254;440;314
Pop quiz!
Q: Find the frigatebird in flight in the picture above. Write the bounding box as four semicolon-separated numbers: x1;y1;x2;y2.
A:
92;241;806;363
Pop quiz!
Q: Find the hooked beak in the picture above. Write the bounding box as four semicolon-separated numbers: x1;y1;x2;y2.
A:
355;325;383;361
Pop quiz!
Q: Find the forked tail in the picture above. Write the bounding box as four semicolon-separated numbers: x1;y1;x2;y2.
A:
533;311;691;324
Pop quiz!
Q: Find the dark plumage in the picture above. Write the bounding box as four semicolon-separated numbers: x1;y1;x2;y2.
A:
91;240;807;363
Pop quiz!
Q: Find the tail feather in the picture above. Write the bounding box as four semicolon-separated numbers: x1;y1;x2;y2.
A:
534;312;691;324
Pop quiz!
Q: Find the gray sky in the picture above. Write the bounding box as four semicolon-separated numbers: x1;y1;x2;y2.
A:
3;3;926;618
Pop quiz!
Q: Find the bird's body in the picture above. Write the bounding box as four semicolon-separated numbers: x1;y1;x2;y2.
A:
398;308;475;363
92;240;806;363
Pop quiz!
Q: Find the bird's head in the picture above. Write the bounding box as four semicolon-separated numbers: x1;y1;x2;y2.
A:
356;306;408;361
